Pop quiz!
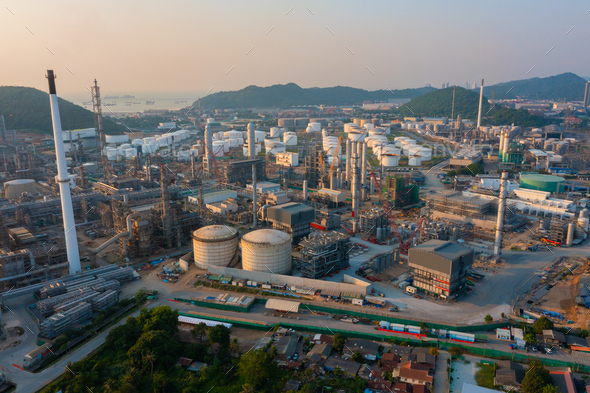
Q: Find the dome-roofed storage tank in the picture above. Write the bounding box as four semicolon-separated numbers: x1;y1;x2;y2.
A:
192;225;239;269
4;179;37;199
241;229;292;274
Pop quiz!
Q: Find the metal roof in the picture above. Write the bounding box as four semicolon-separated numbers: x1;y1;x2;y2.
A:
242;228;291;245
265;299;300;313
178;316;232;328
192;225;238;242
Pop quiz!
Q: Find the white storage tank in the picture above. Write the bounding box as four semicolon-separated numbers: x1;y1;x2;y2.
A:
264;137;280;146
381;154;399;167
266;141;286;154
255;131;266;143
344;123;355;133
132;139;144;146
419;147;432;160
309;122;321;132
177;151;191;161
192;225;239;269
125;148;137;159
409;155;422;166
212;141;225;156
4;179;36;199
363;123;375;130
228;139;239;148
241;229;292;274
237;138;244;145
283;133;297;145
106;148;118;161
348;131;364;142
226;131;242;139
270;127;280;138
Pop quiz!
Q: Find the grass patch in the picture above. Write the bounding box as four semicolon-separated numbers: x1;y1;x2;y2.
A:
475;363;497;389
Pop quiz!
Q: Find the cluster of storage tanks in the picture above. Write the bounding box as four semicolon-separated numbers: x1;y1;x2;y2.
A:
239;127;296;156
104;130;192;161
192;226;292;275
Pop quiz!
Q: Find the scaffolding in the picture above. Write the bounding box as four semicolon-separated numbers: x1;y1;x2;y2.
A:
304;146;325;189
295;231;350;279
384;175;419;209
427;192;492;218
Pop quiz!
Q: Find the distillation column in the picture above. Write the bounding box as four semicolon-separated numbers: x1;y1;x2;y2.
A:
494;172;508;256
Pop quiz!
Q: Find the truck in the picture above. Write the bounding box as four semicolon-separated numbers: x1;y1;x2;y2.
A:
352;298;364;306
364;295;386;306
405;285;418;294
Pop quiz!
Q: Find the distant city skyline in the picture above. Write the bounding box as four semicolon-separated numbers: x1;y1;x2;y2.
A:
2;0;589;97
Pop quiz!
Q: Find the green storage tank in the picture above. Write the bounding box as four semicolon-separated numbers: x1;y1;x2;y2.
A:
519;173;565;193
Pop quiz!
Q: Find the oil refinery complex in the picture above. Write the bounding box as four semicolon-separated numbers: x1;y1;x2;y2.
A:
2;72;590;392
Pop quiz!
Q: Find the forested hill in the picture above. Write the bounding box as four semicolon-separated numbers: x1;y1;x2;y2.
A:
0;86;125;134
482;72;587;101
397;86;548;127
197;83;437;109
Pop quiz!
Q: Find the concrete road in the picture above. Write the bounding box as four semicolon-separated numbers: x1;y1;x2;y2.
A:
433;351;451;393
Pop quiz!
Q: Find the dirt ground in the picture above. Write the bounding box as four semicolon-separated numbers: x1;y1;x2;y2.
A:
542;274;578;321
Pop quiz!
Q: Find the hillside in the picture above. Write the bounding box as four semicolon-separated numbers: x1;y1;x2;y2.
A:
197;83;436;109
482;72;587;101
0;86;125;134
397;86;548;127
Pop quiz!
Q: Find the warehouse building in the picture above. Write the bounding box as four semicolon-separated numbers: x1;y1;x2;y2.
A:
267;202;315;244
408;240;474;300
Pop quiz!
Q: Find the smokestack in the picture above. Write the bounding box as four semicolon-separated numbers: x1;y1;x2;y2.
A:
345;139;351;185
252;164;257;228
247;123;256;158
567;223;575;247
499;131;504;161
351;154;360;219
503;132;510;162
494;172;508;256
47;70;81;275
476;78;484;129
204;124;213;173
303;180;308;200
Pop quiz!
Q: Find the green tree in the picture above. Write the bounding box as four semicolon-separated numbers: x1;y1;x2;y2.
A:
419;322;428;331
351;352;364;363
230;338;241;355
448;347;463;357
240;383;256;393
524;333;538;345
137;306;179;336
102;378;116;393
332;333;346;353
484;314;493;324
191;322;208;344
429;347;439;356
533;317;554;334
127;330;181;373
145;351;156;381
237;348;279;389
522;362;553;393
541;385;561;393
207;325;231;348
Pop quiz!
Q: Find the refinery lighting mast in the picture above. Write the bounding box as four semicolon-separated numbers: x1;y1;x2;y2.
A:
47;70;82;275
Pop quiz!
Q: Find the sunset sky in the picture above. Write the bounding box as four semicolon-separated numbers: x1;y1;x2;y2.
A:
2;0;589;98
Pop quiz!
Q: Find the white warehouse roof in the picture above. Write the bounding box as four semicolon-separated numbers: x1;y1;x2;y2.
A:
178;316;233;328
265;299;300;313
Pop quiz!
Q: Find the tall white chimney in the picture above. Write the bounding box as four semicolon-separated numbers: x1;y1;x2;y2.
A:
493;172;508;256
499;131;504;161
345;139;351;185
47;70;81;275
476;78;484;129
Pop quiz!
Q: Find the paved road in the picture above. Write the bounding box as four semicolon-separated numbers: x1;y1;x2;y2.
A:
433;351;451;393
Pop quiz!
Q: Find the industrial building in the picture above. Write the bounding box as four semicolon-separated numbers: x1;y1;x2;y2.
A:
267;202;315;244
408;240;474;299
294;231;350;279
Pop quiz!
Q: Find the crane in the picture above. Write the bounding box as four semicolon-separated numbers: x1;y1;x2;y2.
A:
202;140;222;183
328;136;342;178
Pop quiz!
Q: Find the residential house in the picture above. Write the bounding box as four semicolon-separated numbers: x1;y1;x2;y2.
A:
285;380;301;391
324;357;361;377
175;357;192;368
388;345;413;356
543;330;566;346
368;380;394;393
358;364;373;380
187;361;206;372
275;335;299;358
413;350;436;370
311;334;333;345
391;382;413;392
565;335;590;353
413;386;431;393
550;372;577;393
307;343;332;360
381;353;401;372
395;361;433;386
494;360;525;392
344;339;380;361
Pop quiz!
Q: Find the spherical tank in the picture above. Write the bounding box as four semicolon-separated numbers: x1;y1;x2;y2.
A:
192;225;239;269
241;229;292;274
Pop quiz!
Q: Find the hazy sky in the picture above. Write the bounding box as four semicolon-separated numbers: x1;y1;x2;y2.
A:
2;0;589;98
